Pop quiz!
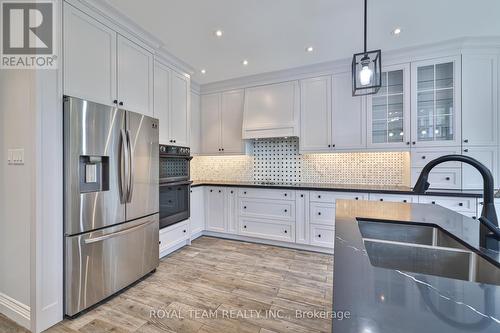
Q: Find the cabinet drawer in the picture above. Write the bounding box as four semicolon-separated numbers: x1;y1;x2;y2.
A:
239;188;295;200
411;148;462;168
309;203;335;226
239;198;295;221
310;224;335;248
418;196;477;213
368;193;415;203
411;168;461;189
159;220;189;253
239;217;294;242
309;191;366;203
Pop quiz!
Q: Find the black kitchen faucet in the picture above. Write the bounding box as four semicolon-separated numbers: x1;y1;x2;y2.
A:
413;154;500;251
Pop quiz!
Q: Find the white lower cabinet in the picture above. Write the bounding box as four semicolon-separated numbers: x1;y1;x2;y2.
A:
239;217;294;242
159;220;190;258
418;195;477;217
205;187;226;232
239;198;295;221
368;193;415;203
295;191;309;245
190;186;205;235
309;202;335;226
310;225;335;248
226;188;239;234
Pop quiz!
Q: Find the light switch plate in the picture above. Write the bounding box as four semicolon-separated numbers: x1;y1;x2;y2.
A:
8;148;24;165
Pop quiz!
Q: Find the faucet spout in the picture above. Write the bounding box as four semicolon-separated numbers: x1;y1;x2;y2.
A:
413;154;499;250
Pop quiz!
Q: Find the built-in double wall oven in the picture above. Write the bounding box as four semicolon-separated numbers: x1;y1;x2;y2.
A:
159;145;192;229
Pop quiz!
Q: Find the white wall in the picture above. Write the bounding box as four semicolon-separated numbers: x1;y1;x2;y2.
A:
0;70;35;329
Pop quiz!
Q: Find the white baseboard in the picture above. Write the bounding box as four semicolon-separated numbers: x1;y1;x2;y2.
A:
202;231;334;254
159;239;189;259
190;229;204;241
0;292;30;330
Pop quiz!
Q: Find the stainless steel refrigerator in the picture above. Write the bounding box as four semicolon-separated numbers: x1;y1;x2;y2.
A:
63;96;159;316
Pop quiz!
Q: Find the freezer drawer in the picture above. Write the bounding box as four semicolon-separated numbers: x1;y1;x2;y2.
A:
65;214;159;316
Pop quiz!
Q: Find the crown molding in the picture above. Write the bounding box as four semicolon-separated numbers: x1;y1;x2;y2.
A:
67;0;195;75
201;36;500;94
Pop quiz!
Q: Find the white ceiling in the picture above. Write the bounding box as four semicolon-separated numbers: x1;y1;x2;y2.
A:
105;0;500;85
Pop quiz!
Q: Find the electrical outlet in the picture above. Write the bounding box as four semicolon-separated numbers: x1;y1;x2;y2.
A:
7;148;24;165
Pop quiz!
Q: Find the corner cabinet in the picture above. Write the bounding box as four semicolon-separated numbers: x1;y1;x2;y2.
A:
242;81;300;139
410;56;462;148
63;2;153;116
200;90;245;155
154;61;190;146
367;64;411;149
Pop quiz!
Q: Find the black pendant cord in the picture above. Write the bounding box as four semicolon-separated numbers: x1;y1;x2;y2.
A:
363;0;367;53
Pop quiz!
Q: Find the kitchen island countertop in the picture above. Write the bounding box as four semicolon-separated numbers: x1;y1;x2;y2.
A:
333;200;500;333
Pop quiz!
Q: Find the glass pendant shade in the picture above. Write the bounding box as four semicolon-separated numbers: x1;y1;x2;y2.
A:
352;49;382;96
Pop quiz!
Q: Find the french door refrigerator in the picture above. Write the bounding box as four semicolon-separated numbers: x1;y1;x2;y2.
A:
63;96;159;316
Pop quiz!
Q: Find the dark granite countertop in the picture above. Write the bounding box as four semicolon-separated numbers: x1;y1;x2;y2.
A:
191;180;484;198
333;200;500;333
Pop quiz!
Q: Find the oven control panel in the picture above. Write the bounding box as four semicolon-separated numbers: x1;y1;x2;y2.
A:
159;145;190;156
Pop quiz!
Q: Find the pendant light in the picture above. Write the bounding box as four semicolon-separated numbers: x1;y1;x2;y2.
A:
352;0;382;96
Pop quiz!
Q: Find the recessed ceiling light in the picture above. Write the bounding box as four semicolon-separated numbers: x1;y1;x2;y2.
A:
214;30;223;37
201;69;206;74
392;27;402;36
306;46;314;52
242;59;249;66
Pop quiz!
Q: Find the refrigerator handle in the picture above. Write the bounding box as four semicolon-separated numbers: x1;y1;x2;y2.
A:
120;129;129;203
126;129;135;203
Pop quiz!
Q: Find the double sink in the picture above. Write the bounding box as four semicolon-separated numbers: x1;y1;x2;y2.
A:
358;220;500;286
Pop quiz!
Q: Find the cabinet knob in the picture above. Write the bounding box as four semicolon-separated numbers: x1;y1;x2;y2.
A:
183;229;186;233
284;209;288;212
464;139;469;143
355;197;359;200
244;191;247;194
113;99;118;104
284;230;288;234
243;225;247;229
421;156;426;159
119;101;124;106
459;202;463;207
318;212;322;215
221;148;224;151
284;193;287;197
464;149;469;153
379;198;384;201
190;190;192;193
328;144;331;148
318;234;321;238
412;141;416;145
318;195;321;199
210;189;213;192
218;190;222;193
300;194;304;198
406;141;410;145
403;199;407;203
432;201;436;204
231;190;233;194
332;144;336;148
243;206;247;209
159;241;162;244
445;177;450;181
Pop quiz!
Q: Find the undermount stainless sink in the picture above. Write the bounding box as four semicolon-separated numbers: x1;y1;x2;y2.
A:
358;220;500;286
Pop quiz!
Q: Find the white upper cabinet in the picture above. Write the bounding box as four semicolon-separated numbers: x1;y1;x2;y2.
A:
117;35;154;116
153;61;190;146
201;93;222;154
170;71;190;147
153;61;170;144
462;53;498;147
190;92;201;155
242;81;299;139
411;56;461;147
367;64;411;149
200;90;245;154
300;76;332;152
221;90;245;154
331;72;366;150
63;3;116;106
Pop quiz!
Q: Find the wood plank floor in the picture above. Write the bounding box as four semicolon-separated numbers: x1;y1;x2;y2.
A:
1;236;334;333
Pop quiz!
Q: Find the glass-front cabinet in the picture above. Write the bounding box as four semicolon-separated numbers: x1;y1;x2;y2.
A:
367;64;411;148
410;56;461;147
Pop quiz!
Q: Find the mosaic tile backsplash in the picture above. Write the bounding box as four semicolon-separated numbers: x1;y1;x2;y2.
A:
191;138;410;186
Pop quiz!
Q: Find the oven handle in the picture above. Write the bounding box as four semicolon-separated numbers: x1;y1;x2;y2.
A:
159;155;193;161
159;180;193;187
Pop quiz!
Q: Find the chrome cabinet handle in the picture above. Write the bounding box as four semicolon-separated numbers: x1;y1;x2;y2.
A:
126;129;135;203
120;129;129;203
84;220;153;244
